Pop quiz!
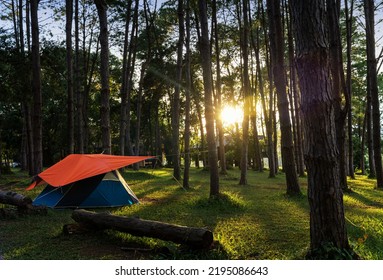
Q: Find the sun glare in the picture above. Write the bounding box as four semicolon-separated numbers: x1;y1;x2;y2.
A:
220;105;244;127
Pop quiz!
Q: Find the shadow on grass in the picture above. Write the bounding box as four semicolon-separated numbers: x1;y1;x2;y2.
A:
346;190;383;209
189;192;247;214
122;169;160;181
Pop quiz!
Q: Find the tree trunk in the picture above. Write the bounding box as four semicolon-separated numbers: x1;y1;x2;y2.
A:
125;0;139;156
18;0;31;172
198;0;220;197
345;0;355;179
291;0;352;258
134;62;146;161
251;96;263;172
25;0;34;174
183;0;192;189
71;209;213;249
360;112;367;174
327;0;349;191
287;1;305;177
11;0;20;49
212;0;227;175
133;0;153;167
366;91;375;177
172;0;184;181
74;0;84;154
267;0;301;195
252;0;275;178
23;104;34;175
239;0;251;185
30;0;43;174
364;0;383;188
94;0;111;154
0;131;2;176
119;0;133;155
66;0;75;155
195;94;206;168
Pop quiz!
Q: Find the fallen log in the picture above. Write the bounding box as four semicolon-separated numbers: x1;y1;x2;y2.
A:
0;190;47;215
71;209;214;249
0;190;32;207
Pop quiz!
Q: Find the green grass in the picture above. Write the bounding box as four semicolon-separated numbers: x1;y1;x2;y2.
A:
1;168;383;260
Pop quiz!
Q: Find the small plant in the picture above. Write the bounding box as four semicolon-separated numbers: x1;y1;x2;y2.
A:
306;242;359;260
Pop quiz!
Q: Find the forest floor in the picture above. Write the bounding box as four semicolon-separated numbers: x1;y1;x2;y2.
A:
0;167;382;260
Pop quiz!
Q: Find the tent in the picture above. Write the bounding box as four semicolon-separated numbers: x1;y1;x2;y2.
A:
26;154;154;208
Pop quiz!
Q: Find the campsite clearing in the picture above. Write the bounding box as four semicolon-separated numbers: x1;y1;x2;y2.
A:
1;168;383;260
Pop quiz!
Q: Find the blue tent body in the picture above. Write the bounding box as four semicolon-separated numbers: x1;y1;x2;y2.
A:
32;170;139;208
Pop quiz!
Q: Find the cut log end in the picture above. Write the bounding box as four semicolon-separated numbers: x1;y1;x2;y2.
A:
0;190;32;207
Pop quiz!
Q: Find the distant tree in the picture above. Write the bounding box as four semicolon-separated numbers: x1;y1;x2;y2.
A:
133;0;155;168
286;0;305;177
183;0;192;189
30;0;43;174
239;0;251;185
66;0;75;154
171;0;184;181
74;0;84;154
345;0;355;179
267;0;301;195
119;0;133;156
212;0;227;175
291;0;353;258
94;0;111;154
252;0;275;178
125;0;139;156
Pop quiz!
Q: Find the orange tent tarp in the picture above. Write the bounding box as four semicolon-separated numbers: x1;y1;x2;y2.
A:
26;154;154;190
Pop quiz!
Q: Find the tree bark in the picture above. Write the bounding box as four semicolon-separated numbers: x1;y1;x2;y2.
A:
71;209;213;249
0;190;47;215
239;0;251;185
94;0;111;154
172;0;184;181
345;0;355;179
291;0;351;257
0;190;32;207
74;0;84;154
18;0;31;172
125;0;139;156
287;1;305;177
212;0;227;175
183;0;192;189
119;0;133;156
134;62;146;162
30;0;43;174
198;0;220;197
267;0;301;195
364;0;383;188
360;112;367;175
252;0;275;178
251;95;263;172
326;0;349;191
66;0;75;155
